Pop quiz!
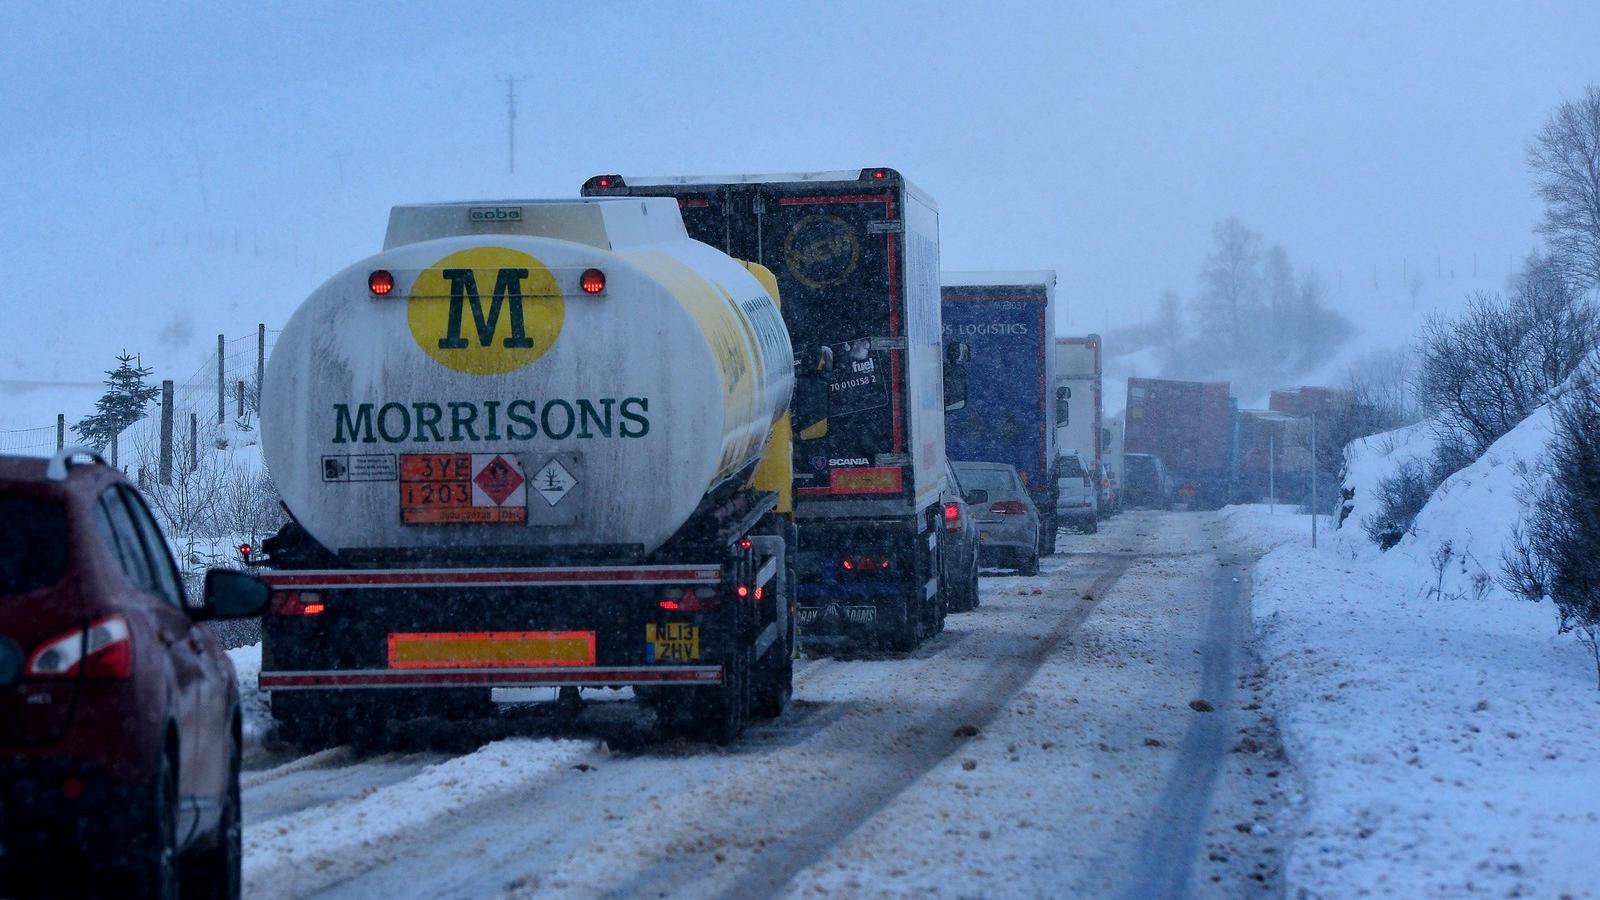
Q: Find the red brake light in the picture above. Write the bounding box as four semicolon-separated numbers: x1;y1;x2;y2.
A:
871;169;887;180
738;538;753;550
27;615;132;679
269;591;325;616
368;270;395;296
597;177;612;188
736;585;750;600
943;502;961;532
580;269;606;294
660;587;717;612
841;556;891;572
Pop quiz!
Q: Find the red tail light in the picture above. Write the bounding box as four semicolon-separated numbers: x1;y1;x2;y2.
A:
990;500;1027;515
659;587;718;613
27;615;132;679
943;501;961;532
842;556;891;572
368;270;395;296
580;269;606;294
269;591;325;616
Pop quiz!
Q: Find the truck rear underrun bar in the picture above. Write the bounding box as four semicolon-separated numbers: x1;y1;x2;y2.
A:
259;666;724;689
260;565;723;590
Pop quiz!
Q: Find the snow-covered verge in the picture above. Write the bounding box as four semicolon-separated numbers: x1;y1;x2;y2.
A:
1231;504;1600;897
243;737;597;899
225;642;271;754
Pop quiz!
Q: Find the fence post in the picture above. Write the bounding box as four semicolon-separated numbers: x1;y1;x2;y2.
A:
159;381;174;485
111;430;118;469
217;333;226;425
189;413;198;473
56;414;64;451
256;324;266;404
237;381;245;418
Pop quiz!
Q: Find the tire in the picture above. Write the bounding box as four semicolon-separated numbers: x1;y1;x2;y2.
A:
662;600;752;743
1020;546;1041;577
1083;516;1099;534
183;725;242;900
966;558;981;609
272;695;355;751
127;745;179;900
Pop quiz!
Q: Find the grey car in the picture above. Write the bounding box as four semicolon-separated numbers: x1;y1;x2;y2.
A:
952;461;1041;576
940;460;981;611
1055;452;1099;533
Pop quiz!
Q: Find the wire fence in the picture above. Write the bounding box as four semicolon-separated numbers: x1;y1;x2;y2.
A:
2;326;281;458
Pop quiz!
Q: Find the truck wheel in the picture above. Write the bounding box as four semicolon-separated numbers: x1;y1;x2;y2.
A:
271;695;351;751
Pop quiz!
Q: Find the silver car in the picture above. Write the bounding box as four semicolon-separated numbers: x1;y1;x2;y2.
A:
952;461;1041;576
1055;452;1099;533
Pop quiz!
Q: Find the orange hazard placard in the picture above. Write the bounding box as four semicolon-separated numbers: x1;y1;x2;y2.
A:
400;453;528;524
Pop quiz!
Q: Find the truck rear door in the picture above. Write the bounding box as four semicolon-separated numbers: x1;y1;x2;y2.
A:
750;183;905;501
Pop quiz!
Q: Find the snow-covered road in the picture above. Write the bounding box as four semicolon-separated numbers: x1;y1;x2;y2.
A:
240;511;1292;898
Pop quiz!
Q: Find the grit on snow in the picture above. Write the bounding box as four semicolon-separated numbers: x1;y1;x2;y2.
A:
1230;494;1600;894
234;512;1290;899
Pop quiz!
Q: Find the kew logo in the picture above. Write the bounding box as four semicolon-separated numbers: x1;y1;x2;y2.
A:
437;268;537;350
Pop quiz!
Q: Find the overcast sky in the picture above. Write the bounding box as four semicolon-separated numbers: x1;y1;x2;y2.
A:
3;1;1596;340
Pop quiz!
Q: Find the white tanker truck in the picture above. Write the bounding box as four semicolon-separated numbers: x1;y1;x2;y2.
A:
253;198;812;743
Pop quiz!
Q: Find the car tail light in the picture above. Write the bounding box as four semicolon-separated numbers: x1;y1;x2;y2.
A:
368;270;395;296
659;587;718;613
27;615;132;679
269;590;325;616
990;500;1027;516
943;501;961;532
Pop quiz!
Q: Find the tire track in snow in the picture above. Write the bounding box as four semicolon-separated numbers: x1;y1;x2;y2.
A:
1116;551;1250;899
613;556;1135;900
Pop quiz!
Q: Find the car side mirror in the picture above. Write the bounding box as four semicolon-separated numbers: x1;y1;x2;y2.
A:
943;363;968;412
964;489;988;505
198;569;271;620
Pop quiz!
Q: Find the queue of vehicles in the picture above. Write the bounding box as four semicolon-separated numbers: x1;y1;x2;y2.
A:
0;166;1122;895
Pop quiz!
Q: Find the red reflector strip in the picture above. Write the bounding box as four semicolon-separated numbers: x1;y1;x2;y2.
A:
259;667;723;689
387;631;596;669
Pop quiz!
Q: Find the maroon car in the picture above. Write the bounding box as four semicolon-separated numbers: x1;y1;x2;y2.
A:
0;449;268;898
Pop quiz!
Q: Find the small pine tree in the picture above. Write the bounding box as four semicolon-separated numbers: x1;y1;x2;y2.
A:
73;352;160;448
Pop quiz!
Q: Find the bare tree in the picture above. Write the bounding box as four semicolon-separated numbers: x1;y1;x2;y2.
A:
1196;216;1264;358
1406;269;1425;309
1155;289;1184;364
1528;85;1600;289
1415;256;1599;458
1502;367;1600;687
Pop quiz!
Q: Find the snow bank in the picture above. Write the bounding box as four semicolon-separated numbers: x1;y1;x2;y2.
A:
1338;422;1436;545
1233;506;1600;897
225;642;271;753
1388;407;1552;604
244;737;597;899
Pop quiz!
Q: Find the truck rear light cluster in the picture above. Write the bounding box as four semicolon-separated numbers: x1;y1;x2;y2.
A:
990;500;1027;516
579;268;606;295
841;556;891;572
27;615;132;679
659;587;718;613
270;591;325;616
943;501;962;532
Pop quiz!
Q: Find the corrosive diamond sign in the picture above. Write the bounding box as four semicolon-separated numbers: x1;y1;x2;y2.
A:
531;458;577;507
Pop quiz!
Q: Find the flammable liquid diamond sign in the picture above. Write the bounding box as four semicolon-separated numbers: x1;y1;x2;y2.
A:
532;458;577;507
